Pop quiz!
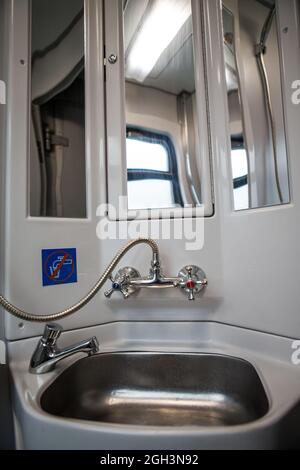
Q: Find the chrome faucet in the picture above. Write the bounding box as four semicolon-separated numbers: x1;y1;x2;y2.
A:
105;251;207;301
29;324;99;374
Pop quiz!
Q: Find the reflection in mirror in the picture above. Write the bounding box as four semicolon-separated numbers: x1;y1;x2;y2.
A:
30;0;86;218
123;0;202;211
222;0;290;211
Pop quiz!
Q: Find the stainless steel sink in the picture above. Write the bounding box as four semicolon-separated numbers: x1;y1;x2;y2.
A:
40;353;269;427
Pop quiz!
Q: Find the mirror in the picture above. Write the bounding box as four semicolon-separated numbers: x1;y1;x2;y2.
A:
221;0;290;211
123;0;203;211
30;0;86;218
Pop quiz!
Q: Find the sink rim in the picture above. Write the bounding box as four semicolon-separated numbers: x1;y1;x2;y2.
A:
38;351;271;429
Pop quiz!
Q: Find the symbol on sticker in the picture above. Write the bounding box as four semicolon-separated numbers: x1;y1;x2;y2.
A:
42;248;77;287
49;255;73;280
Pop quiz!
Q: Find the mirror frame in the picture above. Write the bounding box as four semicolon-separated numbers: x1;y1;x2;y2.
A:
203;0;292;214
104;0;214;220
222;0;290;211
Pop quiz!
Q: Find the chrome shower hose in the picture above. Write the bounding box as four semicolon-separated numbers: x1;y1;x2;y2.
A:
0;238;159;323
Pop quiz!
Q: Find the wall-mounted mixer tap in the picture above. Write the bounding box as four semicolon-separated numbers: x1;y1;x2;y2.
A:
104;252;207;301
0;238;208;323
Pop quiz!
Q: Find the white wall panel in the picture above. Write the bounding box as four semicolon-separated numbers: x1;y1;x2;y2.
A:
2;0;300;341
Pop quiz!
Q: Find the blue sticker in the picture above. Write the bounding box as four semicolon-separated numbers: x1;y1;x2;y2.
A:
42;248;77;287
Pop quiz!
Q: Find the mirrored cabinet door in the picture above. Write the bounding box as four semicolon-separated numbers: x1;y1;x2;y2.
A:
221;0;290;211
30;0;87;218
105;0;213;219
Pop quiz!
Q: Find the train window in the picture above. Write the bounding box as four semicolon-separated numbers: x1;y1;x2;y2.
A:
126;128;183;210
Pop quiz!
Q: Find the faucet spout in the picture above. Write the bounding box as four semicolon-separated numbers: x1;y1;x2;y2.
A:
129;275;180;289
29;324;99;374
53;337;99;361
128;252;180;289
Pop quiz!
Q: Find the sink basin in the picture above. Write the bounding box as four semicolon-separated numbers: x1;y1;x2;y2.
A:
40;353;269;427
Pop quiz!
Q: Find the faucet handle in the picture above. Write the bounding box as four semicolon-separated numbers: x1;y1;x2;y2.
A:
42;324;62;345
104;267;141;300
104;274;126;298
178;266;207;301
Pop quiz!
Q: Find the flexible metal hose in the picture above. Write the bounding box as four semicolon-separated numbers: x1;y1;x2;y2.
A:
0;238;159;323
